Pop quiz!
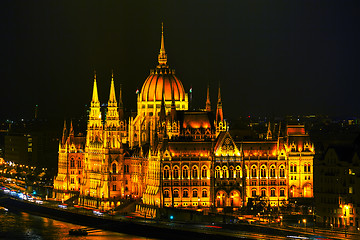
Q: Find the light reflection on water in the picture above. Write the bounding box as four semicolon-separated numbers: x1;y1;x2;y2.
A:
0;211;153;240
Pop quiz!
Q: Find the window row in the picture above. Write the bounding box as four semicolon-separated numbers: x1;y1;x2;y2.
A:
163;166;209;179
163;188;208;198
249;165;285;178
251;188;286;197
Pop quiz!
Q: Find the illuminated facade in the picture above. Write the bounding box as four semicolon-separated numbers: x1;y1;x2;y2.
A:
54;25;314;213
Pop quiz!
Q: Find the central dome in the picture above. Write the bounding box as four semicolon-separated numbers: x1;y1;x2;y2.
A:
141;67;186;101
140;24;186;103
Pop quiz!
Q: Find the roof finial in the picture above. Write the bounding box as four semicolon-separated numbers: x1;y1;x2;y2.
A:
158;22;167;66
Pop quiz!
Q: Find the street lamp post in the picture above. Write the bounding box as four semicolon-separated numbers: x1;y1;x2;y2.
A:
303;219;307;231
344;204;349;237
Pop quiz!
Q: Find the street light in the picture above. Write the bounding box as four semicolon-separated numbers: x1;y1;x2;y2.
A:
343;204;349;237
303;219;307;231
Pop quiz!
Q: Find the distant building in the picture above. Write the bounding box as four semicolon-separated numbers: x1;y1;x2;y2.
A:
4;120;59;170
53;26;314;215
315;145;360;229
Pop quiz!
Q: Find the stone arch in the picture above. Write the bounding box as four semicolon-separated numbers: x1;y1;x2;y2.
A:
303;183;312;197
229;189;241;207
216;190;228;207
289;185;298;198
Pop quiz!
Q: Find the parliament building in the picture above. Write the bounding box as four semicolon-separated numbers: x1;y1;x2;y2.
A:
53;26;314;216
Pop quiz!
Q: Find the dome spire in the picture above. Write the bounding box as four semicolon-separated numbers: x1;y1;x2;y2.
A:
158;22;167;66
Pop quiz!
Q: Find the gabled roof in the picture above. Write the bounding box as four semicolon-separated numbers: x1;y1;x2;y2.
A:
214;131;241;157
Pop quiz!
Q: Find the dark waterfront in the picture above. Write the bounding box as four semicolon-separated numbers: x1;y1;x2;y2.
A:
0;210;153;240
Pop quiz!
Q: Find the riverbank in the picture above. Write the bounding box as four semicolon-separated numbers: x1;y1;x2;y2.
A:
0;195;248;240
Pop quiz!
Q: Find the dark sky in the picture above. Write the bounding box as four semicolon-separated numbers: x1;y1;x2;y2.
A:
1;1;359;121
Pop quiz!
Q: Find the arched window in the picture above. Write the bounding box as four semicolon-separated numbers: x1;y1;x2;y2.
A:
280;188;285;197
222;166;228;178
290;164;294;173
201;166;208;178
229;166;234;178
183;189;189;198
173;189;179;198
294;164;297;173
192;166;198;179
215;166;221;178
271;188;276;197
77;161;81;168
307;164;311;172
270;165;276;178
112;163;117;173
182;166;189;179
173;166;179;179
192;189;198;198
251;188;257;197
202;189;208;197
260;165;266;178
261;188;266;197
251;165;257;178
279;165;285;177
70;158;75;168
164;166;170;179
304;164;307;173
164;189;170;198
236;166;242;178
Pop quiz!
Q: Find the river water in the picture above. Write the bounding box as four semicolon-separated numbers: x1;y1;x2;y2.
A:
0;209;154;240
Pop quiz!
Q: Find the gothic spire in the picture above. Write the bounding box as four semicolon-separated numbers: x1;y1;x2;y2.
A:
158;22;167;66
91;71;100;107
206;84;211;112
216;83;223;122
61;120;67;145
69;120;74;136
108;70;117;106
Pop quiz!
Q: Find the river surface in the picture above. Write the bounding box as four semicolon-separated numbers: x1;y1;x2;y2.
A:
0;209;155;240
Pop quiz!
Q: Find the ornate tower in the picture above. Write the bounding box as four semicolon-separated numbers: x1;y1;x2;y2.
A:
86;72;103;146
104;71;121;149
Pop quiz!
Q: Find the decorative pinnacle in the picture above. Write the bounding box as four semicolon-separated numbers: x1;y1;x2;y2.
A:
91;70;99;104
109;70;117;104
158;22;167;65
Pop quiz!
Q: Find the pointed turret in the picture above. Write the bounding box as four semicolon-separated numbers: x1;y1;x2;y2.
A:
61;120;67;145
108;70;117;106
87;70;103;145
91;71;100;108
158;22;167;66
118;84;124;120
69;119;75;144
105;70;120;134
206;84;211;112
216;83;223;122
69;120;74;136
266;122;272;140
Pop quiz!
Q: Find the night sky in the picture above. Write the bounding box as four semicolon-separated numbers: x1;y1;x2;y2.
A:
1;1;359;121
